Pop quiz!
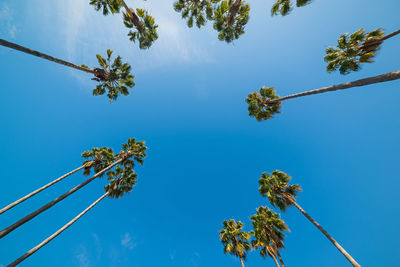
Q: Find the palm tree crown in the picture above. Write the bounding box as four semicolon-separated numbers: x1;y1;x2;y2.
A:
89;0;122;15
324;28;384;75
123;8;159;49
81;146;116;176
213;0;250;43
84;49;135;102
258;170;301;211
271;0;312;16
174;0;218;28
219;219;252;263
246;87;281;121
105;138;147;198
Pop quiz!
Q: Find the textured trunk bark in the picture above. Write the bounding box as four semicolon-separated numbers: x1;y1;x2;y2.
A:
276;250;285;267
263;70;400;106
227;0;241;26
0;158;124;239
361;29;400;53
240;257;245;267
0;38;95;75
288;198;361;267
0;161;94;215
120;0;144;33
271;254;281;267
8;192;109;267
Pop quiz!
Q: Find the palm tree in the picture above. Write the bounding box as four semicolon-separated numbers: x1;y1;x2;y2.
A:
250;206;288;267
120;0;159;49
0;160;98;215
219;219;252;267
258;170;361;267
8;146;144;266
246;70;400;121
173;0;219;28
0;138;147;239
0;39;135;102
213;0;250;43
325;28;400;75
271;0;312;16
89;0;122;15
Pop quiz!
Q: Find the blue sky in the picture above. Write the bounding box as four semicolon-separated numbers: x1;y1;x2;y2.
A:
0;0;399;266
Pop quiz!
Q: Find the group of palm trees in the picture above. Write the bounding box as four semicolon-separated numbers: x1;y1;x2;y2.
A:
246;27;400;121
174;0;312;42
219;171;361;266
0;139;147;266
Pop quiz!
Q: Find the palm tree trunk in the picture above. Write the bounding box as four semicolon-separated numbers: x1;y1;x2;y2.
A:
264;70;400;105
8;192;109;267
0;158;123;239
287;198;361;267
381;29;400;41
0;39;96;75
119;0;144;33
227;0;241;26
0;161;94;215
271;254;281;267
276;250;285;267
239;256;245;267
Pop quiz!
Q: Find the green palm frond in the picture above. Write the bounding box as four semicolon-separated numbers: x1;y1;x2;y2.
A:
271;0;311;16
219;219;252;260
258;170;301;211
91;49;135;102
246;87;281;121
324;28;384;75
174;0;219;28
213;0;250;43
123;8;159;49
89;0;122;15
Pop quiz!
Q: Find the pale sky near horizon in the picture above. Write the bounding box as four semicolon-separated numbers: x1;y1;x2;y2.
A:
0;0;400;266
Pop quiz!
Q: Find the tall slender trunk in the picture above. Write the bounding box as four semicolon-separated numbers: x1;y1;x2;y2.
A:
0;162;94;215
360;29;400;53
120;0;144;33
8;192;109;267
276;250;285;267
271;254;281;267
381;29;400;41
0;39;95;75
287;198;361;267
239;256;245;267
0;158;124;239
263;70;400;106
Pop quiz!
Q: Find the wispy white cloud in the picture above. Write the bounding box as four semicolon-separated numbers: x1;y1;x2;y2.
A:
0;3;17;38
92;233;103;261
121;232;136;250
74;244;90;267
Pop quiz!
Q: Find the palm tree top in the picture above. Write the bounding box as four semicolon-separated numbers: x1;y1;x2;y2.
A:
324;28;384;75
174;0;218;28
246;86;281;121
89;49;135;102
219;219;252;260
123;8;159;49
89;0;122;15
258;170;301;211
250;206;288;249
81;146;116;176
271;0;312;16
213;0;250;43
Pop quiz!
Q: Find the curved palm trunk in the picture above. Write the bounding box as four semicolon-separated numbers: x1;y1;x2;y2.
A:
120;0;144;33
264;70;400;105
0;158;123;239
239;256;245;267
276;250;285;267
0;162;94;215
8;192;109;267
0;39;95;75
271;254;281;267
288;198;361;267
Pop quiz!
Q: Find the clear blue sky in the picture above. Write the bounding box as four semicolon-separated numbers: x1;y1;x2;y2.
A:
0;0;399;266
